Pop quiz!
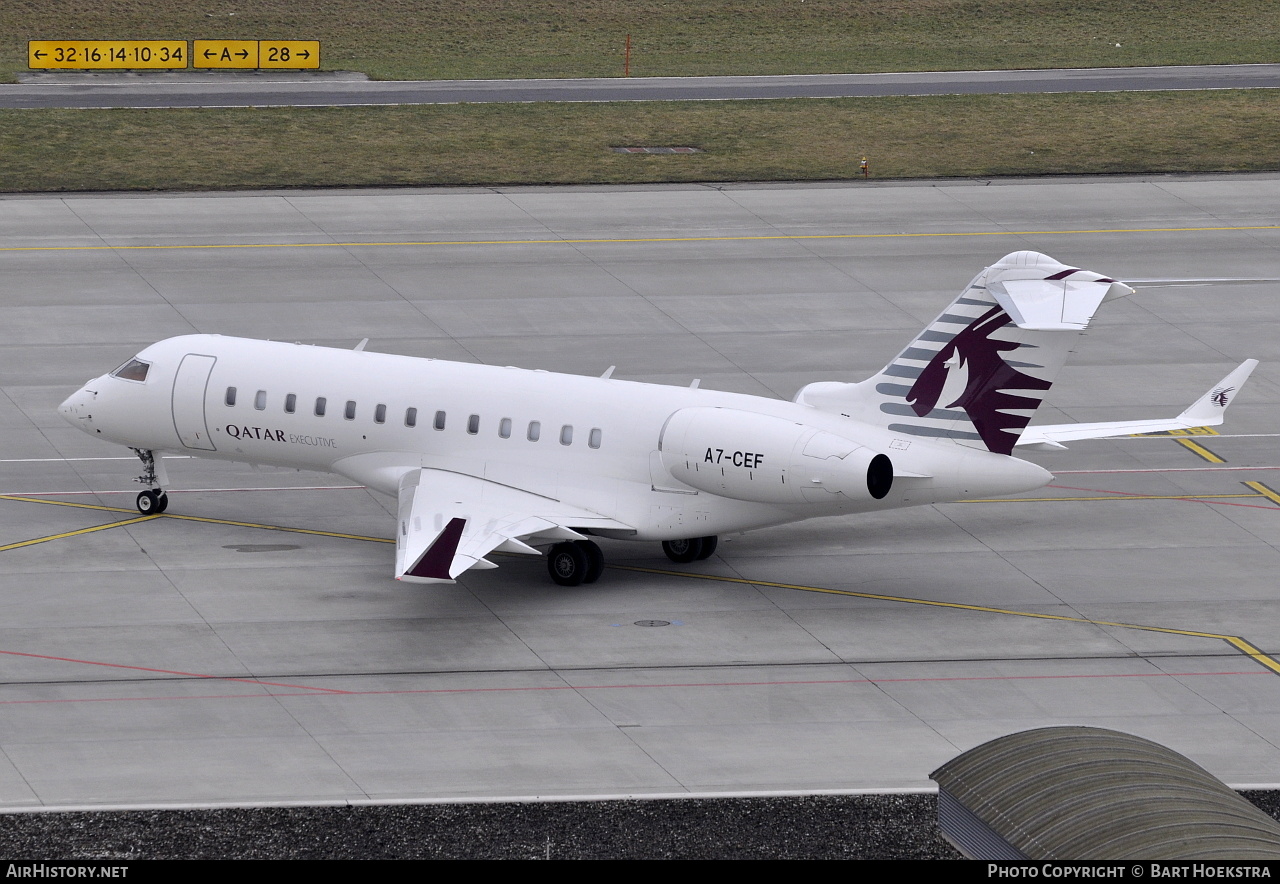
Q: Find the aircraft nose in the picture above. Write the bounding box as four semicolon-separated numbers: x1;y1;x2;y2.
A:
59;386;94;429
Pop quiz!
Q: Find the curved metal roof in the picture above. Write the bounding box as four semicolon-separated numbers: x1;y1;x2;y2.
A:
931;726;1280;860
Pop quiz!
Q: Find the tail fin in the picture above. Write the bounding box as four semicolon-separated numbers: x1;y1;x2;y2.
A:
796;251;1133;455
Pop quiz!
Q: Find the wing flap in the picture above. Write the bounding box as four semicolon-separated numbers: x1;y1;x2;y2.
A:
395;468;631;583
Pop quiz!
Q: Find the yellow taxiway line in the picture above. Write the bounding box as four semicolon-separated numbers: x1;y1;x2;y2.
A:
1243;481;1280;506
161;511;391;544
970;492;1261;503
3;467;1277;674
611;565;1280;676
0;493;138;514
1176;438;1227;463
0;513;160;552
0;493;391;545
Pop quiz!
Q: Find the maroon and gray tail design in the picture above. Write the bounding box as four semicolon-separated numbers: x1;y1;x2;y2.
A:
798;251;1133;455
902;303;1052;455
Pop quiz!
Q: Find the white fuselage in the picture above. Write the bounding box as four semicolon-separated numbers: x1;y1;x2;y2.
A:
59;334;1052;542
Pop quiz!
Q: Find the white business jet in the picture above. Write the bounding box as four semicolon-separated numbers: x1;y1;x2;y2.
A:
59;251;1256;586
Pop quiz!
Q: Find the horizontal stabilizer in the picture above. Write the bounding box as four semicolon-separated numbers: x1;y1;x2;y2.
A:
1125;278;1280;288
989;277;1134;331
1017;360;1258;449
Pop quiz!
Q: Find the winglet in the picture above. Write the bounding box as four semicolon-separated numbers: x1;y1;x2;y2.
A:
1176;359;1259;427
404;517;466;582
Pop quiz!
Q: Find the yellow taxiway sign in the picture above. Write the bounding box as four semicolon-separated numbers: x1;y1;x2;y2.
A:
28;41;186;70
193;40;258;69
258;41;320;69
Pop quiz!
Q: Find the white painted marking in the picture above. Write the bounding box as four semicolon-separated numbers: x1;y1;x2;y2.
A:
1;485;364;496
1055;466;1280;474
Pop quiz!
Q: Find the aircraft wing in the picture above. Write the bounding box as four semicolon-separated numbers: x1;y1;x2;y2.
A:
1017;359;1258;450
394;468;632;584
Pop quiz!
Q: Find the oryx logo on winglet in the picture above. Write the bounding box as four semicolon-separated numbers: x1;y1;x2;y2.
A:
1211;386;1236;408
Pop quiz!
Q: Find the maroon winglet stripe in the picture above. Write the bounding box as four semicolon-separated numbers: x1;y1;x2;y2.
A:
1044;268;1080;280
408;517;466;580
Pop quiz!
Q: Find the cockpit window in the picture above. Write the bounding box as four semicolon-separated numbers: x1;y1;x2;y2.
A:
111;359;150;383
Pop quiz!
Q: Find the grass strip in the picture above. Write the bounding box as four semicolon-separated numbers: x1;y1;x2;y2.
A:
3;91;1279;193
5;1;1280;82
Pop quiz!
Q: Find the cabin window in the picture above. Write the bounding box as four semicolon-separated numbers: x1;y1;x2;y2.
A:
405;407;418;428
499;418;512;439
254;390;267;411
527;421;541;442
112;359;150;383
374;404;386;424
344;400;356;420
284;394;296;414
467;414;480;435
589;428;603;449
434;410;447;431
314;397;327;417
560;425;574;446
225;387;237;407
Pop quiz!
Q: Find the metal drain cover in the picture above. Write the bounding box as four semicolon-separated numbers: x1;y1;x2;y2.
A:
223;543;302;553
611;146;701;154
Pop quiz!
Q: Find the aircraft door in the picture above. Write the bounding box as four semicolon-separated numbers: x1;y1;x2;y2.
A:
172;354;217;451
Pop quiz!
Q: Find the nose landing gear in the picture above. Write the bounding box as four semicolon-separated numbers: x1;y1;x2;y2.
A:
130;448;170;514
136;488;168;514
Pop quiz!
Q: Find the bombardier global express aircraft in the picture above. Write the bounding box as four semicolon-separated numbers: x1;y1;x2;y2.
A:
59;251;1255;586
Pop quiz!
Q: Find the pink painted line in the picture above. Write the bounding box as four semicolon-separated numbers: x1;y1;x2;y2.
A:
0;649;352;694
0;668;1268;707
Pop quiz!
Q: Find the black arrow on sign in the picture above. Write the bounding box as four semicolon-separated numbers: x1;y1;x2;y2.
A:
203;49;215;59
298;50;310;59
236;49;248;58
33;50;47;59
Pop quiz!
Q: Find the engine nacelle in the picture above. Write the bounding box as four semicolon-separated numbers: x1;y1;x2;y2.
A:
658;407;892;505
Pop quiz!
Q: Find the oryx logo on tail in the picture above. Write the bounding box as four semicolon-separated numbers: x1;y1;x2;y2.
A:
905;305;1050;456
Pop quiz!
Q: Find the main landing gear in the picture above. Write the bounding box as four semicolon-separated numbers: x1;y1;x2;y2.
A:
661;536;718;563
546;540;604;587
546;535;721;585
130;448;169;514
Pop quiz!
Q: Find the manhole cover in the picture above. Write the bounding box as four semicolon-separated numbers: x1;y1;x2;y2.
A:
610;146;701;154
634;620;671;627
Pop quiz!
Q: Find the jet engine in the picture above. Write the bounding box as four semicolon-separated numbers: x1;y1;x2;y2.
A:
658;407;892;505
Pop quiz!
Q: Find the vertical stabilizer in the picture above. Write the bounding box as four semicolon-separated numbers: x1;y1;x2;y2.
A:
796;251;1133;455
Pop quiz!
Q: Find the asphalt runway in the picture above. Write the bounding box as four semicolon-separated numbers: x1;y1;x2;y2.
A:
6;64;1280;108
1;176;1279;810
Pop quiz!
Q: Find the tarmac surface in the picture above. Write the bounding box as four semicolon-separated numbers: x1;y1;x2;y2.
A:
0;175;1279;812
6;64;1280;108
